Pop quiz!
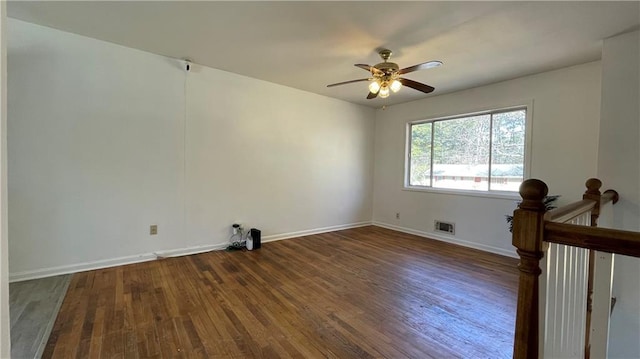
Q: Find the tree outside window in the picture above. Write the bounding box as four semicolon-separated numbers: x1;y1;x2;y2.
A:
408;108;526;192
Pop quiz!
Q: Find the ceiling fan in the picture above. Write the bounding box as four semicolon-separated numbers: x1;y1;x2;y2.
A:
327;49;442;99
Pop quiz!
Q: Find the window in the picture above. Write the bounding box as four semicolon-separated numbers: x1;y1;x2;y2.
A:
407;107;527;193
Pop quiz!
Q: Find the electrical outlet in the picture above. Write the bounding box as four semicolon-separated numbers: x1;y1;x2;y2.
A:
150;225;158;235
396;212;400;219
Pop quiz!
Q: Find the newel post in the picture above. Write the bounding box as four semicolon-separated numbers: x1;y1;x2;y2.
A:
582;178;602;359
512;179;548;359
583;178;603;226
583;178;602;358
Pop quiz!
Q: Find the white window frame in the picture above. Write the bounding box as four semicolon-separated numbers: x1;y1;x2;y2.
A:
403;104;532;199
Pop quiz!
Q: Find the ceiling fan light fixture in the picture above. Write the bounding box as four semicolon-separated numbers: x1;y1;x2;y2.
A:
390;79;402;93
368;81;381;94
379;86;390;98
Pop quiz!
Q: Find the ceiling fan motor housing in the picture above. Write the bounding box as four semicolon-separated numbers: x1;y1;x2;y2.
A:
374;62;399;75
374;49;399;75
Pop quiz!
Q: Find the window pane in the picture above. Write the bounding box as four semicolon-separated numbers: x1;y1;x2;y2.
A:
433;115;491;191
410;123;432;186
491;110;526;191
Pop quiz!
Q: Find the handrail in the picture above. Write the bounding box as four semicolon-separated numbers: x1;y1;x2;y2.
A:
544;179;617;225
511;177;627;359
545;222;640;257
546;199;596;223
602;189;619;205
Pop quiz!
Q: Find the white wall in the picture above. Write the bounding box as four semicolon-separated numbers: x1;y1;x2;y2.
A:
373;62;602;256
0;3;9;357
7;19;374;280
8;19;186;278
598;30;640;359
185;65;374;246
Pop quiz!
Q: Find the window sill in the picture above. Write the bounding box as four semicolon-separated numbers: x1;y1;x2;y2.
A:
402;186;521;200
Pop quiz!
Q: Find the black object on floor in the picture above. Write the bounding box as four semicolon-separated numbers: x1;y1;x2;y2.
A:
251;228;262;249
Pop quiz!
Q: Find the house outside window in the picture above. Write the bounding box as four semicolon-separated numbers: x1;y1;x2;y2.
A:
406;107;529;194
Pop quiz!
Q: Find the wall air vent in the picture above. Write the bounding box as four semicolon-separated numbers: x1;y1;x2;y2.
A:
434;220;455;235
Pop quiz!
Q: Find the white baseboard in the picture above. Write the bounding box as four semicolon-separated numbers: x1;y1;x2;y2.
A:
372;221;518;258
9;221;373;282
9;252;158;283
154;243;229;258
261;221;372;244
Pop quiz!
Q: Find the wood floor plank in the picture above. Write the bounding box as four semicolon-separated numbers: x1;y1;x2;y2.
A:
43;226;518;358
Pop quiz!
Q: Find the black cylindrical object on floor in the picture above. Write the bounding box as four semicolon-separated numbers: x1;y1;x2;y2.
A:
250;228;261;249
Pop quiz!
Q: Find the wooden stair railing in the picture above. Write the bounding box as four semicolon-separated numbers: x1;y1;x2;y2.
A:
512;178;640;359
512;179;548;359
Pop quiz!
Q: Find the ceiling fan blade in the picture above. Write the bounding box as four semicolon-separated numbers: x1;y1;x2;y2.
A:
367;91;378;99
398;61;442;75
355;64;373;71
355;64;384;75
399;78;435;94
327;78;370;87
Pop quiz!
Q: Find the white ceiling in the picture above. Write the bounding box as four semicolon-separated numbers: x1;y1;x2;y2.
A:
7;1;640;108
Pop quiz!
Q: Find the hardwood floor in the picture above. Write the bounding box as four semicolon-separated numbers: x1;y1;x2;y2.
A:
43;226;519;358
10;274;71;359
